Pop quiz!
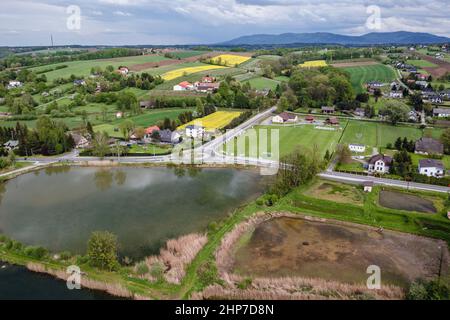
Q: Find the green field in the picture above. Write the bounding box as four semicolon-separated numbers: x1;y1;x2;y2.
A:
340;121;441;149
343;64;397;93
244;77;280;90
407;59;438;68
165;51;206;59
93;108;193;138
30;55;170;82
226;124;343;158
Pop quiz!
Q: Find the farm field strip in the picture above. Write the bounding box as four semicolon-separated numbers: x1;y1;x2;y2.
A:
299;60;328;68
161;65;228;81
343;64;396;93
210;54;252;67
178;111;242;131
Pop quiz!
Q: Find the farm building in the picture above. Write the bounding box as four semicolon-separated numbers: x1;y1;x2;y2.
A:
201;76;216;83
7;81;23;89
363;181;374;193
322;106;335;114
173;81;194;91
349;144;366;153
353;108;365;117
415;138;444;156
368;154;393;174
118;66;129;75
305;115;315;122
418;159;445;178
70;133;90;149
272;112;298;124
325;117;339;126
195;82;220;93
140;101;155;109
433;108;450;118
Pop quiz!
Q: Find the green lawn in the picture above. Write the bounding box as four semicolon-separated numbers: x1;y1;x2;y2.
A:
30;55;170;82
226;124;344;158
343;64;397;93
407;59;438;68
166;51;206;59
341;121;428;149
129;144;172;155
244;76;280;90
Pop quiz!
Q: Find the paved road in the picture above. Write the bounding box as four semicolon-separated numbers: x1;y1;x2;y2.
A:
319;171;450;193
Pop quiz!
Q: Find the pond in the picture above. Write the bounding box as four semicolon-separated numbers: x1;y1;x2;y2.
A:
379;190;437;214
0;166;268;260
233;217;447;288
0;262;117;300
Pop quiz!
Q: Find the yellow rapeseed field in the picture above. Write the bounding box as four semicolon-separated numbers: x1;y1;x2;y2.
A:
210;54;251;67
162;65;227;81
299;60;328;68
178;111;242;131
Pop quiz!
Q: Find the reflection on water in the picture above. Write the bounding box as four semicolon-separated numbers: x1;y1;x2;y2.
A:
0;166;267;260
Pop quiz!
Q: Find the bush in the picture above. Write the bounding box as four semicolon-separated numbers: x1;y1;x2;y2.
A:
59;251;72;261
87;231;119;271
237;278;253;290
149;262;165;281
24;246;49;260
197;261;220;288
407;279;449;300
136;262;150;276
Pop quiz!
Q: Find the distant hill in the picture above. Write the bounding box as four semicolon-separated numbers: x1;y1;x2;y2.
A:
219;31;450;46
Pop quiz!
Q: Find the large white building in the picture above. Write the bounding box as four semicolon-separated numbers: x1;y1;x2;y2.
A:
185;125;205;138
419;159;445;178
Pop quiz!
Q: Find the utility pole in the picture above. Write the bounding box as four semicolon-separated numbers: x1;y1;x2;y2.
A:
50;34;54;48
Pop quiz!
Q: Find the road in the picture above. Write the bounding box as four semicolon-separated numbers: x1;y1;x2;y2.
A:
11;105;450;193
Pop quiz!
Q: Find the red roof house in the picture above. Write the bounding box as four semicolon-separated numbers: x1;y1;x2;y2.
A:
145;126;160;136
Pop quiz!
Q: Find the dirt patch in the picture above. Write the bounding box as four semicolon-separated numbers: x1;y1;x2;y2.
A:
231;216;448;288
379;190;437;214
332;60;379;68
304;181;364;205
418;53;450;78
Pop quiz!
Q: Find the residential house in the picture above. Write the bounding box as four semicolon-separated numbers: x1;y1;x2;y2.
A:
305;115;315;123
416;81;429;89
3;140;19;151
173;81;194;91
419;159;445;178
409;110;420;122
140;101;155;109
7;81;22;89
366;81;384;89
389;91;403;99
185;125;205;138
325;117;339;125
349;144;366;153
159;129;181;144
201;75;216;83
415;137;444;156
144;126;161;139
73;79;86;86
116;112;123;119
440;89;450;100
354;108;365;117
195;82;220;93
428;93;443;104
433;108;450;118
272;112;298;124
417;74;428;81
71;133;90;149
321;106;335;114
118;66;129;75
368;154;393;174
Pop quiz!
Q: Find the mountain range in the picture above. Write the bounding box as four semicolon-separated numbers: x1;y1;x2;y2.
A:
219;31;450;46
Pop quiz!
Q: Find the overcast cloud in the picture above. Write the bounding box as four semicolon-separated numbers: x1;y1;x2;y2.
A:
0;0;449;46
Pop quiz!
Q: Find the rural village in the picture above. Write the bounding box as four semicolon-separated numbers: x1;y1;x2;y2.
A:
1;39;450;301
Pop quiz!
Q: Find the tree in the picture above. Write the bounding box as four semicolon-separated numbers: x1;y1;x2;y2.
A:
379;100;410;125
336;144;352;165
409;92;424;111
195;98;205;117
277;96;289;113
87;231;119;271
119;120;135;140
441;128;450;154
92;132;110;158
373;89;382;102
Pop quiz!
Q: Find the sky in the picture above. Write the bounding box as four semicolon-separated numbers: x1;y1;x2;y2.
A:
0;0;449;46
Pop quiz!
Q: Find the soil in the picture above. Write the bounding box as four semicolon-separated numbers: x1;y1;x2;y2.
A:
418;53;450;78
379;190;437;214
233;217;448;287
331;61;379;68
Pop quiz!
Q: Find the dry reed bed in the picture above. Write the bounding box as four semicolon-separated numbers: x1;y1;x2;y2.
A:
210;212;405;300
27;262;134;299
142;233;208;284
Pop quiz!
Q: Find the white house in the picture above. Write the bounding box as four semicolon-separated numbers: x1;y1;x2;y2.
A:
272;112;298;124
173;81;194;91
118;67;129;75
185;125;205;138
7;81;23;89
368;154;393;174
419;159;445;178
389;91;403;99
433;108;450;118
3;140;19;151
349;144;366;153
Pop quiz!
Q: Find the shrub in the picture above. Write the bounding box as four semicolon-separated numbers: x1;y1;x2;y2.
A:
149;262;165;281
87;231;119;271
197;261;219;288
24;246;49;260
407;279;449;300
237;278;253;290
59;251;72;261
136;262;149;276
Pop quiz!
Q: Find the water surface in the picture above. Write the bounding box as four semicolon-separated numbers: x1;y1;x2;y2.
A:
0;166;267;260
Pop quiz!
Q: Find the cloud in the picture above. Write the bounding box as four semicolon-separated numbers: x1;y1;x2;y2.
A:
0;0;449;45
